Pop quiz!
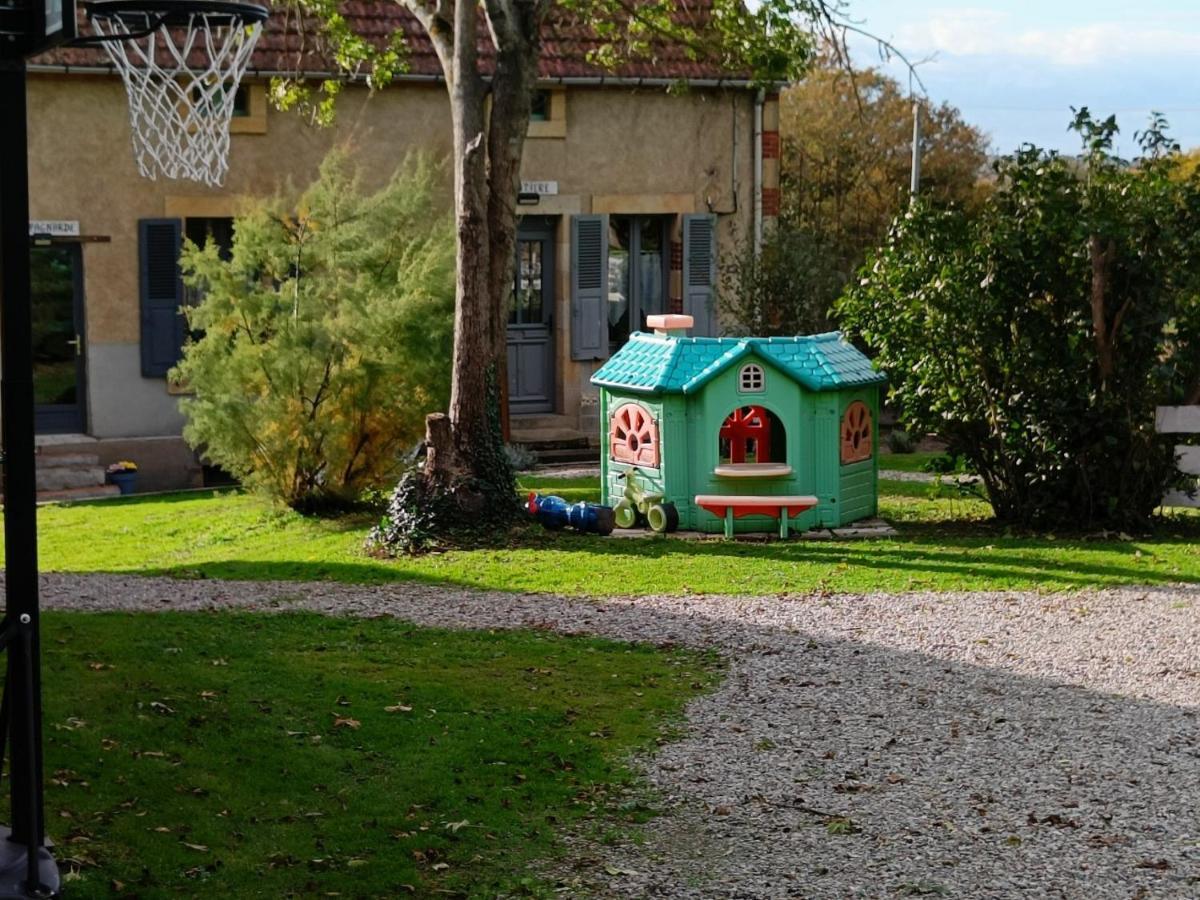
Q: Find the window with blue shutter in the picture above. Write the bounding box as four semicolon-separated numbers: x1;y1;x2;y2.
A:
570;214;609;360
138;218;185;377
682;213;717;337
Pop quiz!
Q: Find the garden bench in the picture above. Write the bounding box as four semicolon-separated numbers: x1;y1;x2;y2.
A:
694;494;818;539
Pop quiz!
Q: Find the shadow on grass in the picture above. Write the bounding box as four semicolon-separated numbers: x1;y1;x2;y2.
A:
130;527;1200;594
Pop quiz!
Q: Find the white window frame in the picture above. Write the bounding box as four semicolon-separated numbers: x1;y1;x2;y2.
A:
738;363;765;393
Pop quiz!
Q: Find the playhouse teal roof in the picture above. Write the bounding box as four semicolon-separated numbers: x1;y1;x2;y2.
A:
590;332;886;395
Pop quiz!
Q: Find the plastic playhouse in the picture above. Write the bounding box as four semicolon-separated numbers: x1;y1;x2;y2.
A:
590;315;886;537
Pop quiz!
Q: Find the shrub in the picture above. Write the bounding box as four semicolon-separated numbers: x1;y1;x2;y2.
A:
885;428;915;454
174;151;455;511
838;111;1200;529
720;224;845;336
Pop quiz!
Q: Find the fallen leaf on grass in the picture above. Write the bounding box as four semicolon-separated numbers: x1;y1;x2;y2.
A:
385;705;413;713
332;717;361;730
181;842;209;852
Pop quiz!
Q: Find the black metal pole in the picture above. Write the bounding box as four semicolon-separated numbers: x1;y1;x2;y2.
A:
0;58;57;897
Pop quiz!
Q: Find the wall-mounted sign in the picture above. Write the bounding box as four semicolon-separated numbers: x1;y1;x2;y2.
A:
520;181;558;196
29;220;80;237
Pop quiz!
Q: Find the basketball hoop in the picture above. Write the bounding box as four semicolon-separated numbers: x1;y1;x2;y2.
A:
82;0;269;186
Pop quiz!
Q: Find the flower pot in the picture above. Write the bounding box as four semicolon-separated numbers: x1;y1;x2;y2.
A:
108;471;137;495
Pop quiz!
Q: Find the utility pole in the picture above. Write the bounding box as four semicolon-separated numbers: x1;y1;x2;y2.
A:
910;99;922;200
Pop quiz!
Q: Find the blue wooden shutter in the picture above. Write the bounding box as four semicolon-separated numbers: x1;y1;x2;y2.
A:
138;218;185;377
683;213;717;337
570;214;609;360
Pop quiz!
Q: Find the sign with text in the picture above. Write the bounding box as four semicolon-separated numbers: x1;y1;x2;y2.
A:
29;220;80;238
520;181;559;196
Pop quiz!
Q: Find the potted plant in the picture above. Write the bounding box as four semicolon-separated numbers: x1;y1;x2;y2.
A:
106;460;138;495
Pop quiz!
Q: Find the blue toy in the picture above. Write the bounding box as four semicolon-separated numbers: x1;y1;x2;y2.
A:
527;493;616;535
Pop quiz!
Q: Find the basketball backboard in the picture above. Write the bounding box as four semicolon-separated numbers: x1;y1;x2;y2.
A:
0;0;77;59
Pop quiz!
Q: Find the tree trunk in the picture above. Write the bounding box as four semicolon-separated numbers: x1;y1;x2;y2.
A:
486;21;540;444
399;0;544;527
1089;235;1117;384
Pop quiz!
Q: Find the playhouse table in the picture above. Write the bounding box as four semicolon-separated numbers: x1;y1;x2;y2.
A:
694;494;819;539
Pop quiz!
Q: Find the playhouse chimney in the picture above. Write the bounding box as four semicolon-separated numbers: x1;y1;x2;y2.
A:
647;314;693;338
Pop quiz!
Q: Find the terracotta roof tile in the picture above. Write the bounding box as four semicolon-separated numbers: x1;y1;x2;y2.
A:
34;0;751;82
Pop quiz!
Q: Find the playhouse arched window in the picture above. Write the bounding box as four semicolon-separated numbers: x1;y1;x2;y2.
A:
738;363;765;393
841;401;873;464
719;405;786;465
609;403;660;467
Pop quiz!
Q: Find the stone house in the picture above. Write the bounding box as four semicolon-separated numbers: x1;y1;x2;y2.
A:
25;2;781;492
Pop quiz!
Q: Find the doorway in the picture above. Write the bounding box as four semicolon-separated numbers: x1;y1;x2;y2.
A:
32;243;86;434
606;215;669;354
507;217;556;414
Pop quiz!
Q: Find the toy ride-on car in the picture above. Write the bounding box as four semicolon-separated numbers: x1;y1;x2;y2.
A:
613;469;679;533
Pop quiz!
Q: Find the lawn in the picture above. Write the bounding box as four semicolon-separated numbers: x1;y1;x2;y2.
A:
15;478;1200;595
43;611;715;897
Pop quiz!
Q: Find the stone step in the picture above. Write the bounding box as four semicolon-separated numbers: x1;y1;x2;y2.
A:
36;452;101;469
37;484;122;504
36;465;107;492
511;413;578;432
510;427;591;450
531;446;600;465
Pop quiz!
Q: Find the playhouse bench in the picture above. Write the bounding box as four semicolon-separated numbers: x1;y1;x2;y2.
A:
694;494;819;539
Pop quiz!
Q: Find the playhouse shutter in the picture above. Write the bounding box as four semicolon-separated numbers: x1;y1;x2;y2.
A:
682;213;717;337
570;213;609;360
138;218;185;377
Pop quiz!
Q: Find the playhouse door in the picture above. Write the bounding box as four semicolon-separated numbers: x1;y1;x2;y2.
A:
507;219;556;414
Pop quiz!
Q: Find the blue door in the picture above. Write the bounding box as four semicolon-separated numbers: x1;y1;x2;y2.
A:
507;219;556;414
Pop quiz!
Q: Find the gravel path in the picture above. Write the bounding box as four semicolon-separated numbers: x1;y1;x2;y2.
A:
31;573;1200;899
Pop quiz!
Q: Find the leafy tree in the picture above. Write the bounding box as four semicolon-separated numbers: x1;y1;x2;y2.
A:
781;61;989;271
281;0;895;545
838;111;1200;529
720;224;844;336
174;152;455;512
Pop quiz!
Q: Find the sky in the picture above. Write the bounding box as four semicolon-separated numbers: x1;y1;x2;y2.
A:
842;1;1200;157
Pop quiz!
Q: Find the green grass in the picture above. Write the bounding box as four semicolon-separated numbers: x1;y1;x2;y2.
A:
16;483;1200;595
877;451;955;473
43;611;715;897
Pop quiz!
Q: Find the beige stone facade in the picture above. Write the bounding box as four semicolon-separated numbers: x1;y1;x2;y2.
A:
25;70;779;482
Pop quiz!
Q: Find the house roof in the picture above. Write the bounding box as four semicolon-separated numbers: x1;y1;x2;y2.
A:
34;0;753;84
590;332;887;394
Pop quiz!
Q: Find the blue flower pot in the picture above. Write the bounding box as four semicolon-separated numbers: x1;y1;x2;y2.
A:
109;471;137;495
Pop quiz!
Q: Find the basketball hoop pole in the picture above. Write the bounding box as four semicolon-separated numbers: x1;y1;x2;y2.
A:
0;57;59;899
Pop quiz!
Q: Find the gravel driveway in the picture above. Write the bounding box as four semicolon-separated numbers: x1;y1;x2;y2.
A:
32;573;1200;899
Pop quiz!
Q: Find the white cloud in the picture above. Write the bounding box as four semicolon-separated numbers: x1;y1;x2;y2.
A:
895;9;1200;67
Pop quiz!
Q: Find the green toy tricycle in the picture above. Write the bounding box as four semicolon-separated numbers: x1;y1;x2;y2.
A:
613;468;679;533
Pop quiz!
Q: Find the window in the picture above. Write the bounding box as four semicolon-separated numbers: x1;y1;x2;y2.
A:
527;88;566;138
510;237;545;325
183;217;234;307
530;89;550;122
739;363;764;392
609;403;660;467
607;215;668;354
232;85;251;118
719;405;785;464
841;401;873;464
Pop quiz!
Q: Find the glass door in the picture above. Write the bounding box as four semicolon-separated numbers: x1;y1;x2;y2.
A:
607;215;668;354
32;243;87;434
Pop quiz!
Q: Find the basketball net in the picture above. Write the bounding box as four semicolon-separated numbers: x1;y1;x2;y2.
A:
88;9;263;186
